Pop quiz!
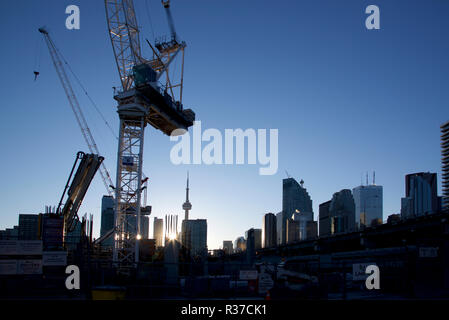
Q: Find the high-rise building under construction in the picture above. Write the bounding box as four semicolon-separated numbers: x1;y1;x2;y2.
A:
442;120;449;211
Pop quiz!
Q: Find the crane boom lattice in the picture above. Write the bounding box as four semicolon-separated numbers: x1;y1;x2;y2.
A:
105;0;142;91
39;28;114;197
105;0;195;268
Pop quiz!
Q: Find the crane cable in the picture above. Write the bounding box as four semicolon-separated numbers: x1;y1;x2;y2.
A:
52;42;118;141
145;0;156;44
34;37;43;81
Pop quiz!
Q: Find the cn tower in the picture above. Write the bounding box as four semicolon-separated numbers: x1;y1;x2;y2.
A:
182;172;192;220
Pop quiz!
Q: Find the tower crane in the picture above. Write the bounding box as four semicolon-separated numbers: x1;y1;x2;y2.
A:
39;27;154;249
104;0;195;266
38;28;115;197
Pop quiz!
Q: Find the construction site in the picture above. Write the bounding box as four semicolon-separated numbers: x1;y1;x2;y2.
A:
1;0;449;303
1;0;202;299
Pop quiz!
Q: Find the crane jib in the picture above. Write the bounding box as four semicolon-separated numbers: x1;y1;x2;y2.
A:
39;28;114;196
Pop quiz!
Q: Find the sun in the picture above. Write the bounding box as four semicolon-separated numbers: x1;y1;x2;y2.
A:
168;233;177;241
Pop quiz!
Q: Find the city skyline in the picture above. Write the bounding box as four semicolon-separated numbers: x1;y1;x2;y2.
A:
0;0;448;250
2;168;445;250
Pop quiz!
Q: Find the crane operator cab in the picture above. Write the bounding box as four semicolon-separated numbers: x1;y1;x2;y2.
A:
131;63;195;136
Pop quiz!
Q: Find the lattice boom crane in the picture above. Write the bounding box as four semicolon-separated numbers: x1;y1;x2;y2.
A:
39;28;115;197
104;0;195;266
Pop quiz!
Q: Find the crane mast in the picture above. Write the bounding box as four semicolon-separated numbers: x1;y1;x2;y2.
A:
105;0;147;267
105;0;195;267
39;28;114;197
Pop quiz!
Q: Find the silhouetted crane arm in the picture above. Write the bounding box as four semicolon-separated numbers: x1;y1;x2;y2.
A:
105;0;143;91
39;28;114;196
58;152;104;234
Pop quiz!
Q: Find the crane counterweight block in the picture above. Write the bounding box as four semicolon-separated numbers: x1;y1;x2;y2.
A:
114;86;195;136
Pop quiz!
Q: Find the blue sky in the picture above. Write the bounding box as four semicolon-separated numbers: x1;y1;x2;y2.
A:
0;0;448;249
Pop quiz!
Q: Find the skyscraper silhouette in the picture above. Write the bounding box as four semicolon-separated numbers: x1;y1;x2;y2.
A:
441;121;449;211
280;178;314;244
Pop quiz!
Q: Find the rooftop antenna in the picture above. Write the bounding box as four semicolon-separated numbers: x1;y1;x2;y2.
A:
285;170;291;179
360;173;363;186
366;172;368;186
373;171;376;185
